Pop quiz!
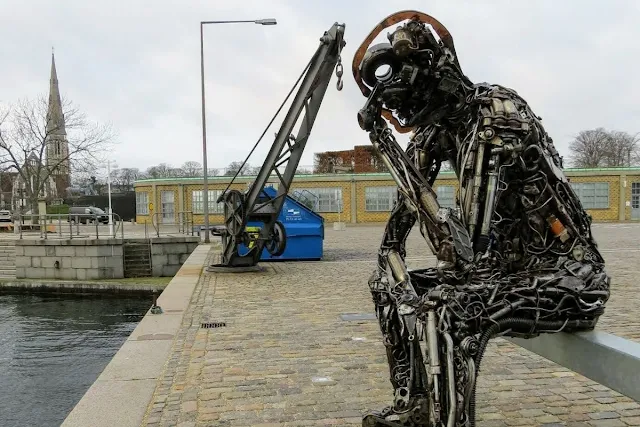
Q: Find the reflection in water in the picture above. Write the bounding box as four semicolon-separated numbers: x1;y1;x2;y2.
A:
0;294;150;427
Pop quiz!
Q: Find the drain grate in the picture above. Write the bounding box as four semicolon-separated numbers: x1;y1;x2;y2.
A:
201;322;226;329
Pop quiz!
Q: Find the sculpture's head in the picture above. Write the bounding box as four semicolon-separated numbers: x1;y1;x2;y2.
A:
353;11;472;133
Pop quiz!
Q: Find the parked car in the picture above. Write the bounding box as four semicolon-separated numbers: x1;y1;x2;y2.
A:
68;206;110;224
0;210;11;223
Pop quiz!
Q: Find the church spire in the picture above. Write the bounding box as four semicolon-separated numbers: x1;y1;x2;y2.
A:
45;49;71;198
46;50;65;136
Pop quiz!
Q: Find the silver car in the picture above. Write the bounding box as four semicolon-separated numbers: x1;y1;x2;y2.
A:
0;210;11;222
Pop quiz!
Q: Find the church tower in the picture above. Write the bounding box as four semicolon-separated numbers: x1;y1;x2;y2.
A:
45;51;70;198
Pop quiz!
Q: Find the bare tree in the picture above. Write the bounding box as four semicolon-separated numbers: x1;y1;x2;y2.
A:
224;161;251;176
180;161;202;177
207;168;220;177
110;167;140;192
568;128;640;168
145;163;180;178
0;95;114;213
568;128;611;168
295;167;313;175
603;130;640;167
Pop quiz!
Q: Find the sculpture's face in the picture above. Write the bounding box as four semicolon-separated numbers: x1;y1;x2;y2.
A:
352;11;468;132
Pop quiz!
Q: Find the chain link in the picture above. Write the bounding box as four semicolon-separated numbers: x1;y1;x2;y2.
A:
335;32;344;91
336;59;344;91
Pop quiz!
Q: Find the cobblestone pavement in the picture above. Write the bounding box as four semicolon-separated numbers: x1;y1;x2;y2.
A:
141;223;640;427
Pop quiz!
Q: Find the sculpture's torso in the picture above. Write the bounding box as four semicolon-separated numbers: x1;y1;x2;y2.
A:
409;83;606;280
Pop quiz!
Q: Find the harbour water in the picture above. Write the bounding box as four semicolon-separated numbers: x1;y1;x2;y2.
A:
0;293;150;427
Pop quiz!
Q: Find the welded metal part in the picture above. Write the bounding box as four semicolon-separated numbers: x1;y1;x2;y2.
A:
211;22;346;269
354;10;610;427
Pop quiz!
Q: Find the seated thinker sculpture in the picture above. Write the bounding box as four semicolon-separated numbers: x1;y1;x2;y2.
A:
351;10;610;427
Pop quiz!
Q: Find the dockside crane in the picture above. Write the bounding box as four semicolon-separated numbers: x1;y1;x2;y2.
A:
209;22;346;270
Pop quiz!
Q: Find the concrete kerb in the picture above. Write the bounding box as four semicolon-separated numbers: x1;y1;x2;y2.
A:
60;244;212;427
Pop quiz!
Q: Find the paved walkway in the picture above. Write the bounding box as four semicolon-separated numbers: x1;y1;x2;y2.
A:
141;224;640;427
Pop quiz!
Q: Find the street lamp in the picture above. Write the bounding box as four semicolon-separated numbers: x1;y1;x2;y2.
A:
107;159;113;236
200;18;278;243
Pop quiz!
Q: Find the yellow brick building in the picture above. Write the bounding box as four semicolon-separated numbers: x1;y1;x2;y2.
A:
134;167;640;226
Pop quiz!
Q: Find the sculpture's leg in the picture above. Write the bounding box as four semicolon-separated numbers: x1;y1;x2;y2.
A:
363;196;432;426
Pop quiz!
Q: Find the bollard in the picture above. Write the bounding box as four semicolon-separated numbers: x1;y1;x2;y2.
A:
150;289;163;314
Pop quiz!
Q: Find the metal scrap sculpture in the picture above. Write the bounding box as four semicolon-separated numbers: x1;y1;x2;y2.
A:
352;11;610;427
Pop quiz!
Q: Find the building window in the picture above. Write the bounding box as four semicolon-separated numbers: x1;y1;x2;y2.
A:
365;186;396;212
136;192;149;215
302;187;343;212
571;182;609;209
436;185;456;208
192;190;224;214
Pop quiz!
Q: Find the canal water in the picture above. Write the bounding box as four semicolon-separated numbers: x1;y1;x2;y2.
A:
0;293;150;427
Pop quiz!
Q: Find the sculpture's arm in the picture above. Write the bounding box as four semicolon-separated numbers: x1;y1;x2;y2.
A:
361;93;474;273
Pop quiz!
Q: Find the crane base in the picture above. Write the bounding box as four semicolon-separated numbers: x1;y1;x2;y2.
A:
206;264;264;273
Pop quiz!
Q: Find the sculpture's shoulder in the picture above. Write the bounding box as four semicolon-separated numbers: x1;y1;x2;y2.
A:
471;83;531;110
466;83;538;135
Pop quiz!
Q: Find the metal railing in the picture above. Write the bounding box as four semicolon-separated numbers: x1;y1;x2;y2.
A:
16;213;125;240
148;211;195;238
290;189;319;211
507;330;640;401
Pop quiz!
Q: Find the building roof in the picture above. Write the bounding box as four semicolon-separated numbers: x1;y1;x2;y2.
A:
133;166;640;187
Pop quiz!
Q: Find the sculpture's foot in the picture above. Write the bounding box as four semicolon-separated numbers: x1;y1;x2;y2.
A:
362;400;430;426
362;408;404;427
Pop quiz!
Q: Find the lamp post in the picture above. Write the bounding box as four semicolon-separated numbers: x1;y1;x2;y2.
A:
200;18;277;243
107;159;113;236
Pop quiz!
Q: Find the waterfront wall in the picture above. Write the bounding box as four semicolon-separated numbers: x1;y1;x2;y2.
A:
61;244;210;427
150;238;199;276
15;237;199;280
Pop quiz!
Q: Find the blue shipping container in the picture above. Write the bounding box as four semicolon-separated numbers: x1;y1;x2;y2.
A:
238;186;324;261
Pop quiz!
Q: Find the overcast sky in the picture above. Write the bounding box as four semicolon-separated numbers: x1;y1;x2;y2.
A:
1;1;639;173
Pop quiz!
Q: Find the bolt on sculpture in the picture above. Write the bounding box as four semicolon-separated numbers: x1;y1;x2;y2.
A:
352;11;611;427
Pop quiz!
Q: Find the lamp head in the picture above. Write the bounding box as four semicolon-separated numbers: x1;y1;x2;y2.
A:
255;18;277;25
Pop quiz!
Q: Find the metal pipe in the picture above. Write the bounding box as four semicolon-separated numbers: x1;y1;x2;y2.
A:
480;156;500;237
200;22;210;244
387;250;407;283
468;141;486;238
463;358;476;421
443;332;457;427
107;159;113;237
426;310;441;404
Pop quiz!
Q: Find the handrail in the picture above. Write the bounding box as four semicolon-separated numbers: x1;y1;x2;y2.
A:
17;212;124;240
150;211;195;238
177;211;194;236
291;189;319;211
507;330;640;401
